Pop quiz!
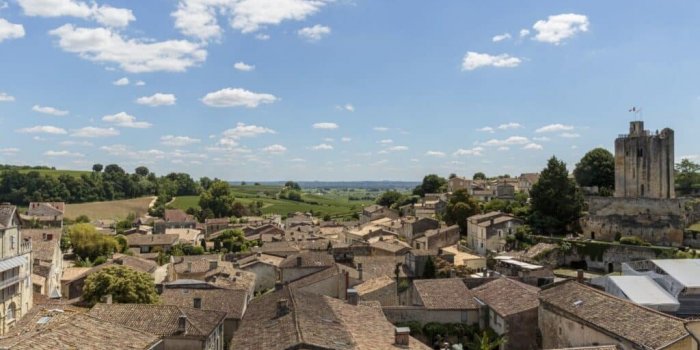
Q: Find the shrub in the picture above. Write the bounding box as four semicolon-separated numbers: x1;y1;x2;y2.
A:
619;236;651;246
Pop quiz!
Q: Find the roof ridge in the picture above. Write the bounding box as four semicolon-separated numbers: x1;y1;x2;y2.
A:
288;288;304;346
176;306;206;335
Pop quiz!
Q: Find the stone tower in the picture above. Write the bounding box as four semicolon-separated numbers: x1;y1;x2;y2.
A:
614;121;675;198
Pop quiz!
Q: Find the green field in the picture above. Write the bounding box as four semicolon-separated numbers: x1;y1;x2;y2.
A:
4;168;91;178
171;185;374;218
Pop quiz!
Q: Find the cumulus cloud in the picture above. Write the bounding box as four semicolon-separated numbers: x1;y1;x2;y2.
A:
135;80;145;86
311;143;333;150
492;33;511;42
483;136;529;146
426;151;446;158
102;112;151;128
136;93;176;106
113;77;129;86
519;29;530;37
523;143;543;150
378;139;393;144
201;88;277;108
560;132;580;138
161;135;200;146
234;61;254;71
535;123;574;133
44;150;84;157
0;92;14;102
49;24;206;73
32;105;69;116
262;144;287;154
477;126;494;133
71;126;119;137
453;147;484;156
336;103;354;112
298;24;330;41
220;123;275;149
341;137;351;142
532;13;589;44
255;33;270;40
462;51;521;71
172;0;331;41
387;146;408;152
101;144;166;160
0;148;19;155
312;122;339;130
0;18;25;42
17;125;67;134
18;0;135;27
497;122;523;130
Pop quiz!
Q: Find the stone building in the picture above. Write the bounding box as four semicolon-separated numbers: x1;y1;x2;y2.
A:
614;121;675;199
0;204;33;336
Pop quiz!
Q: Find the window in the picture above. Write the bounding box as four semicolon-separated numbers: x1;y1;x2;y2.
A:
9;236;14;250
6;303;15;321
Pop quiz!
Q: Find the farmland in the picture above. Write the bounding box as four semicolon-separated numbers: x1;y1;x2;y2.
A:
64;196;155;221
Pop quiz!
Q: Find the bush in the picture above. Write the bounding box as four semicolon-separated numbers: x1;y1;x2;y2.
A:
395;321;422;336
619;236;651;246
69;224;119;261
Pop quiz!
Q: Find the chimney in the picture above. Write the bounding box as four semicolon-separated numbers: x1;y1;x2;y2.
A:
187;261;193;273
276;298;289;317
577;269;584;283
193;297;202;309
177;315;187;334
394;327;410;346
100;294;112;304
357;263;363;281
347;288;359;305
296;256;302;267
209;260;218;270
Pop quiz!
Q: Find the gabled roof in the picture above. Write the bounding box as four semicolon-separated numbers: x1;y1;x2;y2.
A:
539;280;690;349
467;211;503;223
471;277;539;317
279;251;335;269
88;303;226;338
354;275;395;296
0;204;17;229
413;278;478;310
27;202;65;217
22;228;62;262
163;209;195;223
114;255;158;274
160;288;248;319
126;234;179;247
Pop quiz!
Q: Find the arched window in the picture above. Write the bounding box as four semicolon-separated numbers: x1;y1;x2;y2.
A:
6;303;16;322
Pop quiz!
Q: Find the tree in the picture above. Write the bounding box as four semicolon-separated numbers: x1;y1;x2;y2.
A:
573;148;615;194
199;180;235;218
473;172;486;180
68;223;119;261
82;266;159;305
467;331;506;350
135;166;150;177
92;164;103;173
676;159;700;196
443;189;479;233
529;157;584;234
413;174;447;197
75;214;90;223
423;257;436;279
376;190;403;207
285;181;301;190
449;173;457;179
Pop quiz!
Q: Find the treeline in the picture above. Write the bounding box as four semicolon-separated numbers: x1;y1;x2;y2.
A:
0;164;199;205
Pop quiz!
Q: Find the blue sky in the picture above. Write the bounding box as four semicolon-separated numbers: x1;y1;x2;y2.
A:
0;0;699;181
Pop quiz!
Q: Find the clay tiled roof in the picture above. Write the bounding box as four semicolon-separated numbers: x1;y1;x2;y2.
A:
0;204;17;229
161;288;247;319
279;251;335;269
472;277;539;317
115;255;158;274
126;234;179;247
351;256;407;279
413;278;478;310
27;202;64;217
164;209;195;223
0;306;160;350
539;280;690;349
23;229;61;262
88;303;226;338
354;275;395;295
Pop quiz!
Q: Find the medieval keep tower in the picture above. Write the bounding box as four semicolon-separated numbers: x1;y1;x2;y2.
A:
614;121;675;199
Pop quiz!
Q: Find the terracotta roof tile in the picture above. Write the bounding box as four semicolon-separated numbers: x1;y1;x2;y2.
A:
472;277;539;317
413;278;478;310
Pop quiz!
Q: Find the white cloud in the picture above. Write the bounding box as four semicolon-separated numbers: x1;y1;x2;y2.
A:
532;136;550;142
426;151;446;158
462;51;521;71
532;13;589;45
172;0;330;41
378;139;393;144
222;123;275;142
161;135;201;146
535;123;574;133
497;146;510;151
49;24;206;73
492;33;511;42
373;126;389;132
519;29;530;37
32;105;69;116
341;137;351;142
234;61;255;71
0;18;25;42
477;126;494;133
18;0;134;27
312;122;339;130
289;158;306;162
113;77;129;86
453;147;484;156
0;92;14;102
44;150;83;157
101;144;166;160
262;144;287;154
59;140;92;146
560;132;580;138
17;125;67;134
102;112;151;128
322;137;334;142
135;80;145;86
255;33;270;40
71;126;119;137
0;148;19;155
497;122;522;130
483;136;529;146
201;87;277;108
298;24;330;41
387;146;408;152
523;143;543;150
136;93;176;106
336;103;354;112
311;143;333;150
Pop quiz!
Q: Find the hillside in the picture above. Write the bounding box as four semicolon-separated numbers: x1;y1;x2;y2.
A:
64;196;155;221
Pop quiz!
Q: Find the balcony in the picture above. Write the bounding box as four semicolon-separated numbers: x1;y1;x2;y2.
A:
19;241;31;255
0;273;26;291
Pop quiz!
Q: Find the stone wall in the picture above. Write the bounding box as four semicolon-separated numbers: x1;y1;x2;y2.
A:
382;306;478;325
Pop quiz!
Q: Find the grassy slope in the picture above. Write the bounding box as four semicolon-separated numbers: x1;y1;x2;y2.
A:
5;168;91;178
64;196;154;220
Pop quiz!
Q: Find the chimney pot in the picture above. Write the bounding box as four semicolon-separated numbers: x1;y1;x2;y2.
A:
347;288;359;305
193;297;202;309
177;315;187;334
394;327;410;346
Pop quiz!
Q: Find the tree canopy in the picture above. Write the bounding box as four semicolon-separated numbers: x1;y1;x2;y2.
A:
443;189;479;233
68;223;119;262
376;190;403;207
82;265;159;305
413;174;447;197
198;180;235;218
676;159;700;196
529;157;584;234
473;172;486;180
573;148;615;194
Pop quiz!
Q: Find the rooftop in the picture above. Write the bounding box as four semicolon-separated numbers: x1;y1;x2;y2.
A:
413;278;478;310
22;228;62;262
160;287;248;319
471;277;540;317
604;276;679;309
0;204;17;229
651;259;700;288
354;275;395;295
279;251;335;269
126;233;179;247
